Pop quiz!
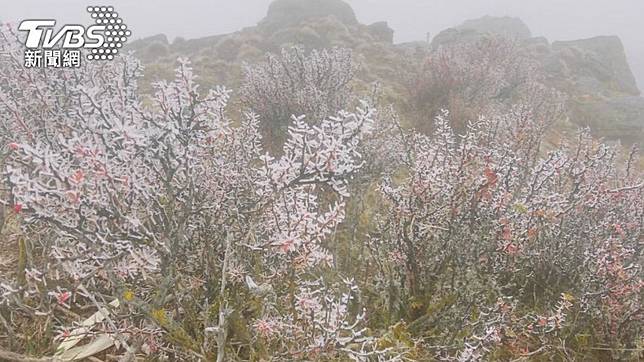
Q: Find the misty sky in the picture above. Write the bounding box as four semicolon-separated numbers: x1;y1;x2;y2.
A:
3;0;644;89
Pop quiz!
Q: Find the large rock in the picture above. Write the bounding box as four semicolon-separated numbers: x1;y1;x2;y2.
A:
457;16;532;40
430;16;531;49
427;16;643;143
259;0;358;32
366;21;394;43
537;36;642;142
430;28;482;49
552;36;640;96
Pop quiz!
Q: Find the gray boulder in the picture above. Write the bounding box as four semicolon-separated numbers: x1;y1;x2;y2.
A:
457;16;532;40
259;0;358;33
430;16;531;49
552;36;640;96
366;21;394;43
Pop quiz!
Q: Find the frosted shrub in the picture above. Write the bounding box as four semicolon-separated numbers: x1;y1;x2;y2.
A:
405;35;565;134
0;26;640;362
370;107;642;359
0;30;399;361
240;46;357;150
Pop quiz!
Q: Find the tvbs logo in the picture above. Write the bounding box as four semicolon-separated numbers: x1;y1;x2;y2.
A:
19;6;131;68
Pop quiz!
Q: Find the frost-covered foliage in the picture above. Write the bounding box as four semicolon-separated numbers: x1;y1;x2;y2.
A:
240;46;357;150
0;26;641;362
0;30;404;361
405;36;565;133
369;108;642;360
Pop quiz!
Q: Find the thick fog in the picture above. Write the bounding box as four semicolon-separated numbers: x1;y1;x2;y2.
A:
3;0;643;89
352;0;644;90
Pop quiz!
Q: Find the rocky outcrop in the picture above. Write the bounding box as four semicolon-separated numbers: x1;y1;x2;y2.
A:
430;28;482;49
430;16;531;49
125;3;643;144
457;16;532;40
366;21;394;44
552;36;640;96
533;36;643;141
427;16;643;142
258;0;358;33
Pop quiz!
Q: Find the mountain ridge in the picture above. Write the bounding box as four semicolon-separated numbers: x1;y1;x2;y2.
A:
126;0;643;144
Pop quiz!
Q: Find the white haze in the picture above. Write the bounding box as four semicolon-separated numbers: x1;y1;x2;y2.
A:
3;0;643;89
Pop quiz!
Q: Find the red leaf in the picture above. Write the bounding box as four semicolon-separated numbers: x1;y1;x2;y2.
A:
527;227;538;239
484;166;498;186
613;223;625;238
56;291;70;305
502;225;512;241
13;203;22;213
504;242;519;256
66;191;80;205
70;170;85;184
